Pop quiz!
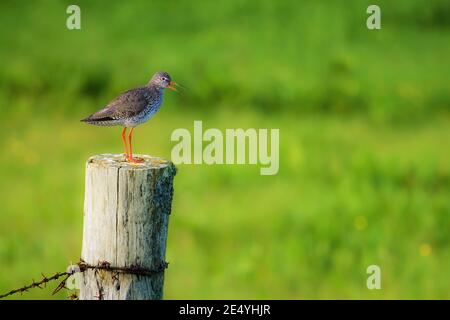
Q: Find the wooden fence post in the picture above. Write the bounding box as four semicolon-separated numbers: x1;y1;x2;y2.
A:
79;154;176;300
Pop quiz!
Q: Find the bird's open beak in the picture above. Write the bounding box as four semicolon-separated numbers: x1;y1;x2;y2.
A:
168;81;178;92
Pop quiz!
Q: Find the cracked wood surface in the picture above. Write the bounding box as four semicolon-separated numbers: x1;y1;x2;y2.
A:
80;154;176;300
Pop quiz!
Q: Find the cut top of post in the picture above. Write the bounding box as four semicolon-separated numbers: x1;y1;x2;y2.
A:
88;154;172;170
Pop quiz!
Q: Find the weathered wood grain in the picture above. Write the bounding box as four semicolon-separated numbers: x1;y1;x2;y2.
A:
79;154;176;300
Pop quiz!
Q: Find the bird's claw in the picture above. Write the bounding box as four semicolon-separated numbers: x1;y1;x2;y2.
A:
126;156;145;164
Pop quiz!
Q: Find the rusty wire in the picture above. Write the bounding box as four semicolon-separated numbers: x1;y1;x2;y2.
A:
0;259;168;299
0;271;70;299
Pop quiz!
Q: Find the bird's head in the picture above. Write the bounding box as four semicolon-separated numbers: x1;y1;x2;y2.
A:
149;71;178;91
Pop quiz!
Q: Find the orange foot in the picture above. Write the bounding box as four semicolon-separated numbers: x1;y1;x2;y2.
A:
127;156;145;164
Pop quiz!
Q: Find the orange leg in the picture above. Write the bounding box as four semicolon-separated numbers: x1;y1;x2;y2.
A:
121;127;128;159
127;128;144;163
128;128;134;161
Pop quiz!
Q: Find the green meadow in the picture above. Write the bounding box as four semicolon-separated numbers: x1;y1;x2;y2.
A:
0;1;449;299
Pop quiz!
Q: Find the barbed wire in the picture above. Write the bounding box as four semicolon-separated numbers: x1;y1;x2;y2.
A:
0;271;70;299
0;259;168;299
78;259;169;276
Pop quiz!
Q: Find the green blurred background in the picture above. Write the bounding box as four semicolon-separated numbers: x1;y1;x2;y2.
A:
0;0;449;299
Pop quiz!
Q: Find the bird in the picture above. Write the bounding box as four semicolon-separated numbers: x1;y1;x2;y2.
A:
81;71;178;163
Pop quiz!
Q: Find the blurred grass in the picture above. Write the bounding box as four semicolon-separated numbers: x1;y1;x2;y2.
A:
0;0;449;299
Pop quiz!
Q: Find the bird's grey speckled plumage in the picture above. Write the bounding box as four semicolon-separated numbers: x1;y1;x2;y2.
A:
81;72;172;128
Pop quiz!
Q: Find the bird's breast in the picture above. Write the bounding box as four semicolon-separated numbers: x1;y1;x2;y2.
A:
125;95;163;127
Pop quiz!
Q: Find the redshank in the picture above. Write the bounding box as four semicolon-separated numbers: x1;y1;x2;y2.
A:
81;71;178;163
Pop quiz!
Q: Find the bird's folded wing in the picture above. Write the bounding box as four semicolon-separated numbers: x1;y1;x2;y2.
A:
83;88;149;122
